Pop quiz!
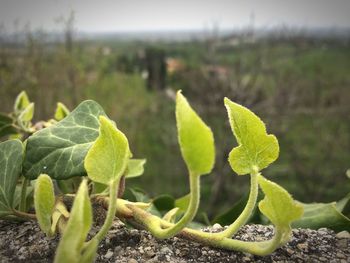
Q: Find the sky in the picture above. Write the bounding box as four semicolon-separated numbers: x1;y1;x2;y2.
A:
1;0;350;32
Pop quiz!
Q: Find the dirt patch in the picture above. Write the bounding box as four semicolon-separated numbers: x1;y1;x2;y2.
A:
0;220;349;262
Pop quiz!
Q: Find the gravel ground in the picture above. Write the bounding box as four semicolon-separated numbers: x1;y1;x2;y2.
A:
0;219;349;263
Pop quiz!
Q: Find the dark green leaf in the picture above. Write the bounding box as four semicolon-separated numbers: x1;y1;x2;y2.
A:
292;202;350;232
0;140;23;217
23;100;107;180
152;195;175;211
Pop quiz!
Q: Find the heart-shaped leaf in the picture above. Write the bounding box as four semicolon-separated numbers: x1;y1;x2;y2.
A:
85;116;130;185
176;91;215;175
18;102;34;123
34;174;55;236
0;140;23;217
258;175;303;229
23;100;107;180
224;98;279;175
125;159;146;178
54;179;92;263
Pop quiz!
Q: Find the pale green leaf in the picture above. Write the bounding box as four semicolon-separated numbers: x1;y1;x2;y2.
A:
176;91;215;175
34;174;55;236
54;102;70;121
258;175;303;229
224;98;279;175
23;100;107;180
18;102;34;122
14;91;30;113
0;140;23;217
54;180;92;263
125;159;146;178
85;116;130;185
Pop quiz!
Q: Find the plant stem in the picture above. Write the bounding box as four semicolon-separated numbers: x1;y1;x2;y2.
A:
145;172;201;239
12;209;36;220
19;177;28;212
89;178;119;243
127;204;284;256
214;171;259;239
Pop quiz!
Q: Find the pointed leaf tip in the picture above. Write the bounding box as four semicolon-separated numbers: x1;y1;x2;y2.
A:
224;98;279;175
176;91;215;175
85;115;130;185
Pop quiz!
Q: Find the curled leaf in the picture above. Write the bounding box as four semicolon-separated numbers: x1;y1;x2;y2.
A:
54;180;92;263
85;116;130;185
176;91;215;175
34;174;55;236
224;98;279;175
18;103;34;123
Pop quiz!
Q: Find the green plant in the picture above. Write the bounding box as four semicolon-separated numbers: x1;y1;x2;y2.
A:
0;91;349;261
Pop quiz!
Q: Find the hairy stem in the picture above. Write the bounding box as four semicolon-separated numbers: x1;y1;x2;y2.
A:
214;171;259;238
144;172;201;239
89;178;119;243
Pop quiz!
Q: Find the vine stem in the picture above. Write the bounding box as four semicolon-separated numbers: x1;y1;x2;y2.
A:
126;203;284;256
144;172;201;239
88;178;119;244
213;170;259;239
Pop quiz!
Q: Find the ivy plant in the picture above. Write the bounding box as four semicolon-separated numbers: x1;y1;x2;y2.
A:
0;90;349;262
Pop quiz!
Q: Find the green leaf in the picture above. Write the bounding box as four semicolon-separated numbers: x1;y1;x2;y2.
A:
18;102;34;122
14;91;30;113
23;100;107;180
125;159;146;178
152;194;175;211
0;140;23;217
292;201;350;232
0;113;17;138
54;102;70;121
258;175;303;229
175;193;190;212
54;180;92;263
176;91;215;175
34;174;55;236
85;116;130;185
224;98;279;175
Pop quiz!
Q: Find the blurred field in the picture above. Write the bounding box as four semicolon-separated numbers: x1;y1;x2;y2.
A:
1;27;349;218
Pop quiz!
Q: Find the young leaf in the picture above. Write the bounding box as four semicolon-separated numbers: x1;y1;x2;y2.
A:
54;180;92;263
18;102;34;122
14;91;30;113
0;140;23;217
224;98;279;175
258;175;303;230
34;174;55;236
54;102;70;121
176;91;215;175
125;159;146;178
85;116;130;185
23;100;107;180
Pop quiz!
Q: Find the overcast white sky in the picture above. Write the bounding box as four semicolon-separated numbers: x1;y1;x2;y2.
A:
1;0;350;32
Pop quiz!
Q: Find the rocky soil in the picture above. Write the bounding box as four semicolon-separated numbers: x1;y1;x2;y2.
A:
0;219;349;263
